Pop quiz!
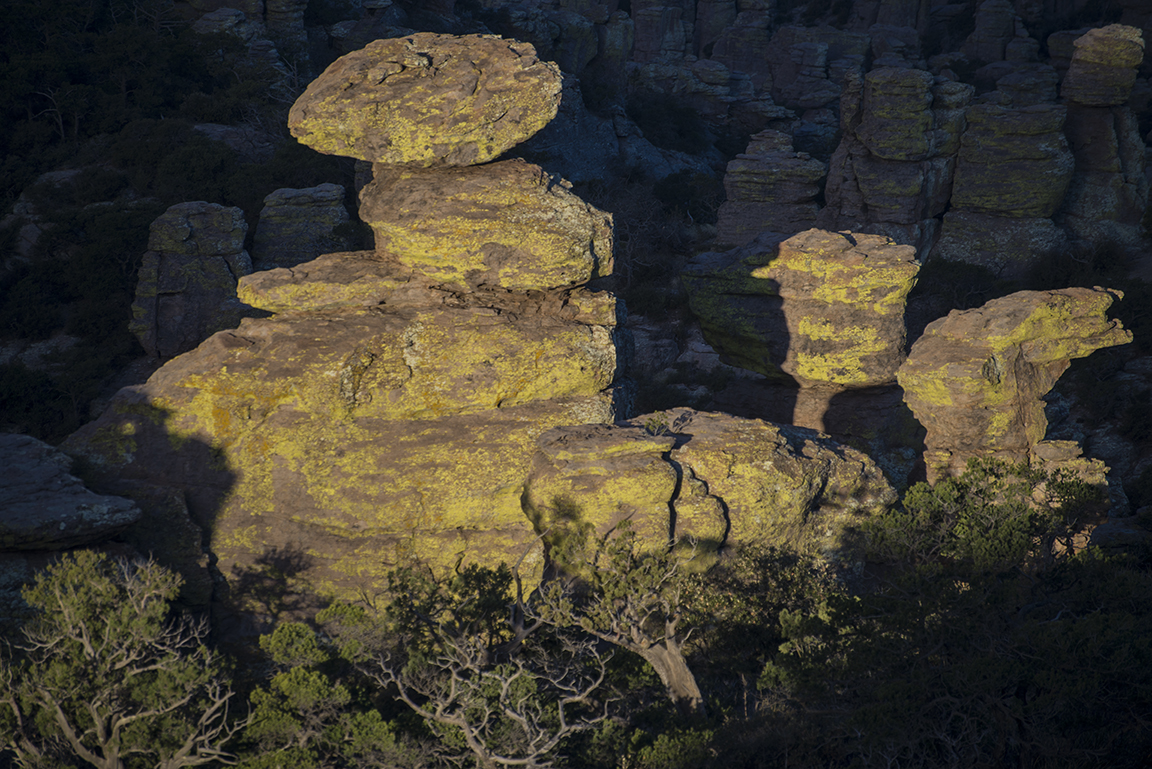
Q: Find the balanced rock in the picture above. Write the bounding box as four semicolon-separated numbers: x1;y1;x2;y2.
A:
525;410;896;558
359;159;613;290
897;288;1131;482
684;229;920;388
714;130;826;246
288;34;562;166
128;202;253;360
0;434;139;550
251;184;353;271
1061;24;1144;106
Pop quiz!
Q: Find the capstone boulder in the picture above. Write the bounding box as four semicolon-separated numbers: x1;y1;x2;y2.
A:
288;34;562;166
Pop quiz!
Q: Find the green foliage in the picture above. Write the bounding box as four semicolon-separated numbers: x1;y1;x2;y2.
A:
865;459;1088;572
0;551;242;768
239;622;407;769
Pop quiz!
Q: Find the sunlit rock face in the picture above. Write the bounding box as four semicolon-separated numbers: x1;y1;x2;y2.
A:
287;33;563;167
897;287;1132;483
128;202;253;360
684;228;920;389
525;410;896;564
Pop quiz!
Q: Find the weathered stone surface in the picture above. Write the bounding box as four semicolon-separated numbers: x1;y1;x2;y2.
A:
765;26;869;110
961;0;1016;64
525;409;896;558
251;184;353;271
950;103;1074;218
684;229;919;388
288;34;562;166
1061;24;1144;106
128;202;253;360
932;210;1068;276
1058;104;1148;244
715;130;826;246
897;288;1132;482
360;159;613;290
855;67;936;162
0;434;139;550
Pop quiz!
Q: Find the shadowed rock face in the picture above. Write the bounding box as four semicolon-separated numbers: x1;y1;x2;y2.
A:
288;33;563;166
128;202;253;360
251;184;353;271
897;287;1132;483
1061;24;1145;107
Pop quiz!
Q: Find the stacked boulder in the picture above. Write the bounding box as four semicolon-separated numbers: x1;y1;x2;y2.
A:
714;130;826;247
66;34;621;613
1057;24;1148;246
817;68;973;259
251;184;355;271
897;287;1132;483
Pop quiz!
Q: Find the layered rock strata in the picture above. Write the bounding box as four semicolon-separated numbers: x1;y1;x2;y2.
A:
1057;25;1148;246
67;35;618;617
129;202;254;360
714;130;826;247
897;287;1132;483
818;68;973;259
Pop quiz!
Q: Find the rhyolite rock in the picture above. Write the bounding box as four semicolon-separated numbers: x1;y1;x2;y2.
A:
932;211;1068;276
683;228;920;388
128;202;253;360
359;159;613;290
714;130;826;246
288;34;562;166
897;288;1132;482
1061;24;1144;106
0;434;140;550
251;184;354;271
525;409;896;559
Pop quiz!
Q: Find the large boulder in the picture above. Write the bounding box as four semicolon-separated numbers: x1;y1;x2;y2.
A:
0;434;139;550
288;34;563;166
359;159;613;290
897;288;1132;482
128;202;253;360
525;410;897;559
684;229;920;388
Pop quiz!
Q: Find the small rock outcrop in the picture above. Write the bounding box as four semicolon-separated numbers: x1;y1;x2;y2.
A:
897;287;1132;482
251;184;354;271
287;33;563;167
684;228;920;388
128;202;253;360
0;434;140;550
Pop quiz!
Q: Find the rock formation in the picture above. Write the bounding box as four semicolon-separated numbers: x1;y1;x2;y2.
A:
1057;24;1148;246
525;409;896;559
251;184;354;271
68;34;621;618
684;228;920;389
818;68;973;259
128;202;253;360
714;130;826;247
287;33;563;167
897;287;1132;482
0;434;140;551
